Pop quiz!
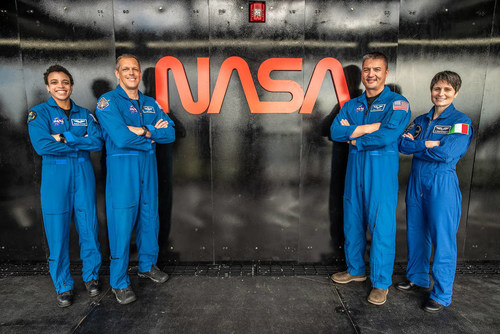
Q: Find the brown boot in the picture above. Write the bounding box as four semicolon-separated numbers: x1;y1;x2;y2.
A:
367;288;388;305
331;271;367;284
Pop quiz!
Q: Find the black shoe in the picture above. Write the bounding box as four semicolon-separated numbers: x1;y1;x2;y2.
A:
138;265;169;283
84;280;100;297
396;280;422;292
423;298;445;313
112;286;137;305
57;290;73;308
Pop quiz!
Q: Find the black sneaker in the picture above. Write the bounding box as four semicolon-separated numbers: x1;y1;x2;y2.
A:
84;280;101;297
138;265;169;283
57;290;73;308
112;286;137;305
423;298;445;313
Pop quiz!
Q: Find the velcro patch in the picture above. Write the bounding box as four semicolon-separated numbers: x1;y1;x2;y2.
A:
370;104;386;112
433;125;451;134
393;100;409;112
414;124;422;138
71;119;88;126
449;123;470;135
27;111;37;123
52;117;65;126
97;97;109;110
143;106;155;113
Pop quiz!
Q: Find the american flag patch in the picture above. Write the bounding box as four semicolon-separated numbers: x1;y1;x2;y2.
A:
393;100;409;112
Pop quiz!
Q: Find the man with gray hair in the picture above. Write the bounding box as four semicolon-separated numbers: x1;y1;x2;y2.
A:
96;54;175;304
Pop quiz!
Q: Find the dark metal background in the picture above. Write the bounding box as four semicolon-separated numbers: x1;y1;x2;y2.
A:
0;0;498;264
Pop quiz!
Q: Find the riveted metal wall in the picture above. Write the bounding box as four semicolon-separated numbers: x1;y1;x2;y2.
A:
0;0;498;264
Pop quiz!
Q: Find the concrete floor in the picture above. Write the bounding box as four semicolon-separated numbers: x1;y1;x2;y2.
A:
0;269;499;334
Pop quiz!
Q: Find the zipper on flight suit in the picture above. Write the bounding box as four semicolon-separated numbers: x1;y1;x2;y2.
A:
130;98;143;127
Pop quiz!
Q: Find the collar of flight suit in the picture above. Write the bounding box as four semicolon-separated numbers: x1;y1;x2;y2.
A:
114;84;146;104
356;85;391;108
47;96;78;113
424;103;457;122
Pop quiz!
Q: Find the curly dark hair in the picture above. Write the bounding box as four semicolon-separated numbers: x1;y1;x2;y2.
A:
43;64;74;85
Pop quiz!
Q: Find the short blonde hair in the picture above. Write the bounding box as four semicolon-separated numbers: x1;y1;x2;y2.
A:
115;54;141;71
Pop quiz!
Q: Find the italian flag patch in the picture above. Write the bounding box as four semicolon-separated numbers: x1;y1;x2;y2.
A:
449;123;469;135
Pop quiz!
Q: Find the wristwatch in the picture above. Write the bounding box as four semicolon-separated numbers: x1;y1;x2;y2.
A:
59;133;66;143
141;125;148;136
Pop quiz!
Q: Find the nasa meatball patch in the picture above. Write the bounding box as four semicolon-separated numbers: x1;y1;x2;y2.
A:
355;104;365;113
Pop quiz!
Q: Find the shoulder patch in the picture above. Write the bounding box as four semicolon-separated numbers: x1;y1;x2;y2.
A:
404;122;415;132
393;100;409;112
403;122;421;138
27;111;37;123
97;97;109;111
449;123;470;135
414;124;422;138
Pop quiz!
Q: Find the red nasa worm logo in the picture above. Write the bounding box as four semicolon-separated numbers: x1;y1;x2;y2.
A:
155;56;351;114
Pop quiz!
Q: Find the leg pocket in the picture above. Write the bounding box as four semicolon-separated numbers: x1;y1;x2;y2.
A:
41;163;71;214
109;155;140;209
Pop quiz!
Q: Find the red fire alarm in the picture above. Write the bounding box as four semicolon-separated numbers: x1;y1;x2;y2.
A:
249;2;265;22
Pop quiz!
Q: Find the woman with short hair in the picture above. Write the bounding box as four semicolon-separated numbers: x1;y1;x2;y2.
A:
397;71;473;313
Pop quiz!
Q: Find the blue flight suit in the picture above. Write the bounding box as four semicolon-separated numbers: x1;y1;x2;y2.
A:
331;86;411;289
398;103;472;306
28;97;103;294
95;85;175;289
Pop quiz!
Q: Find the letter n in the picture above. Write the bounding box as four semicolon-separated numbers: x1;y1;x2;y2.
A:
155;56;210;114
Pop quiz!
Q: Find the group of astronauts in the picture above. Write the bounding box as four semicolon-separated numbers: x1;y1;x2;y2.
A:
329;52;472;313
28;54;174;307
27;51;472;313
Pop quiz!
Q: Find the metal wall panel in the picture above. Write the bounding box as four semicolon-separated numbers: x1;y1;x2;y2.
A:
14;0;116;261
208;0;305;261
0;0;40;261
300;0;401;263
396;0;496;260
465;0;500;260
112;0;213;262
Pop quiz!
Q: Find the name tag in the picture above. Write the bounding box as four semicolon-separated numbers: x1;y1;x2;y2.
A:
433;125;451;134
370;104;385;112
143;106;155;114
71;119;88;126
